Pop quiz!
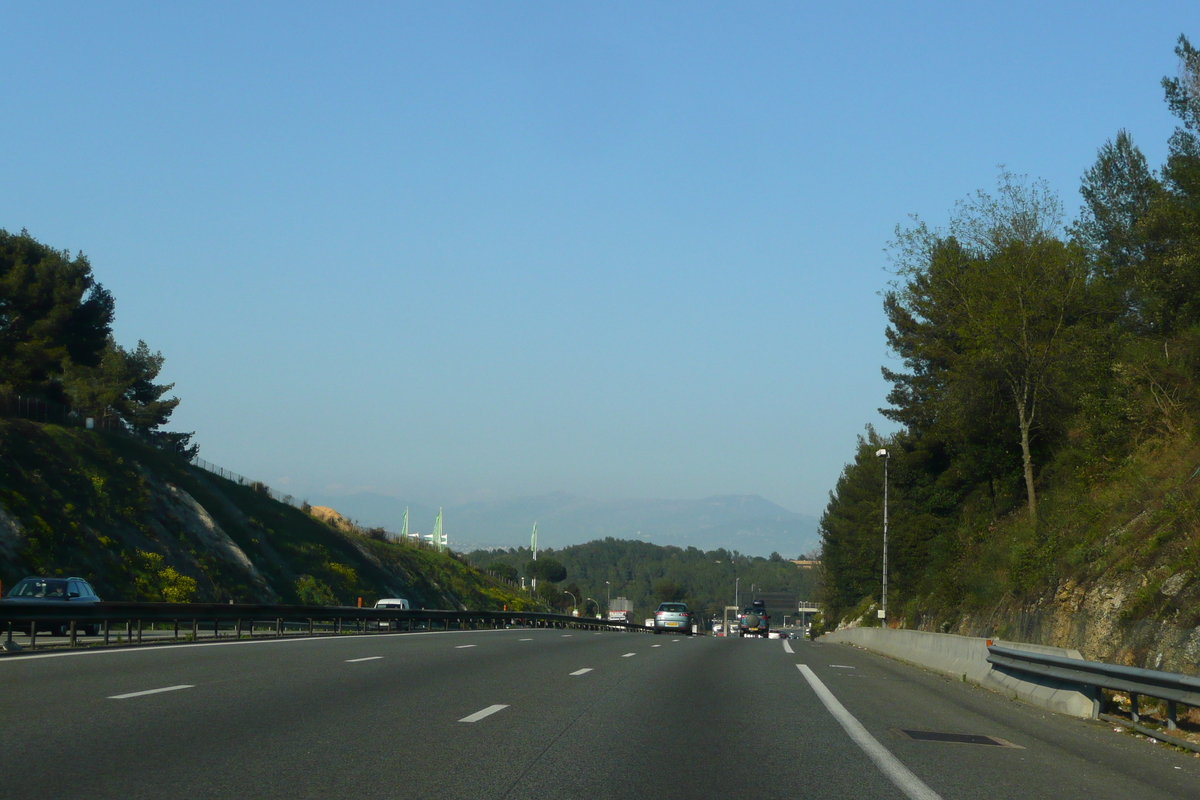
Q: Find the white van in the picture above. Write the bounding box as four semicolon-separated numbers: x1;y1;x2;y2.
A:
373;598;410;630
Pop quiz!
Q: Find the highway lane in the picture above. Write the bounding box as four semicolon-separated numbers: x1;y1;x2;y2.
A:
2;630;1199;799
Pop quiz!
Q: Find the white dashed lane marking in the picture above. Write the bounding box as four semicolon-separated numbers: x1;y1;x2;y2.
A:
622;653;636;658
108;685;194;700
570;668;593;676
346;656;384;663
651;644;661;648
455;645;477;649
459;704;508;723
830;665;855;669
783;641;794;654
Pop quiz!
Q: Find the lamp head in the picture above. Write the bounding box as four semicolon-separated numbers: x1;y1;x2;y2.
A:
875;448;889;458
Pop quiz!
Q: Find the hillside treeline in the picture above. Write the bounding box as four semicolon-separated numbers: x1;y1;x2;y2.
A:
0;229;194;456
821;36;1200;627
466;538;818;622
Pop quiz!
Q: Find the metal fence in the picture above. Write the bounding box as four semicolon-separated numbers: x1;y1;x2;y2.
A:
0;391;124;431
0;601;644;653
988;643;1200;751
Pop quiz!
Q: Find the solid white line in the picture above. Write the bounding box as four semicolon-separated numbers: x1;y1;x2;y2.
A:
459;704;508;723
108;684;194;700
345;656;383;663
797;665;943;800
783;641;794;654
569;668;593;676
455;645;477;649
830;664;856;669
622;652;636;658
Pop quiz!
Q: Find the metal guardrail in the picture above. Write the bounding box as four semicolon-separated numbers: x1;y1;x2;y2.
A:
0;601;646;653
987;644;1200;734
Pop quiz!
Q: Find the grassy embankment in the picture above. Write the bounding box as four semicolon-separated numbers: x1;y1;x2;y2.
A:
0;418;535;611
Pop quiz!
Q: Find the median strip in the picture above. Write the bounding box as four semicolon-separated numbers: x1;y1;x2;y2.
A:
797;665;943;800
345;656;383;663
570;668;593;676
459;704;509;723
108;685;195;700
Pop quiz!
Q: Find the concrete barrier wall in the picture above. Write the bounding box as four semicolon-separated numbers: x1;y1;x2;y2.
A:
820;627;1099;718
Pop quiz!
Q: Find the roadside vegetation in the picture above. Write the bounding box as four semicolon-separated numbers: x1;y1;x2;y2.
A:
819;35;1200;634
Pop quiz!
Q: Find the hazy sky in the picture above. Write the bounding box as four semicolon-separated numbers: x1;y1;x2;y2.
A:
2;3;1194;516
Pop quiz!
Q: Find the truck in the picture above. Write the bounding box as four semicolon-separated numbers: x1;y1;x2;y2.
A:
607;596;636;624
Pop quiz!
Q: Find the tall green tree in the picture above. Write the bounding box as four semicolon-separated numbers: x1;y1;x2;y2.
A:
887;171;1093;523
0;229;113;401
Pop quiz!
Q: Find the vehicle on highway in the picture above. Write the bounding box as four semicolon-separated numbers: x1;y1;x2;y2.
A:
768;629;787;639
738;600;770;638
371;598;410;630
1;576;102;635
652;602;693;635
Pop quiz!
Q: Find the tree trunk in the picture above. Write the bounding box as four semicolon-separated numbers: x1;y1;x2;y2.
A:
1016;400;1037;525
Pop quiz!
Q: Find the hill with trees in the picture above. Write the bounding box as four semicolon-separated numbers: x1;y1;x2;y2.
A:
819;35;1200;673
466;539;819;625
0;229;530;611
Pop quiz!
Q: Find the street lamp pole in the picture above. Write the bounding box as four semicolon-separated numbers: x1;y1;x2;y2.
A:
606;581;611;608
876;447;890;622
564;590;577;615
586;598;599;617
735;577;740;609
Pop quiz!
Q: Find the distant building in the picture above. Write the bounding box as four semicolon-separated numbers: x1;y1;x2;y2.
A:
791;560;821;569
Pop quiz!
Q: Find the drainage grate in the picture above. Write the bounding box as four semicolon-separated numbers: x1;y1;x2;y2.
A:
890;729;1022;748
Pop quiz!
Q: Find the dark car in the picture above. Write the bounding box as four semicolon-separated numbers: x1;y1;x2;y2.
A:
2;576;102;635
738;600;770;638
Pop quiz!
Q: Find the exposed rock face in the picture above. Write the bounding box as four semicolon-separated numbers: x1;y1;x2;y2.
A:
144;474;272;595
950;571;1200;676
0;503;24;560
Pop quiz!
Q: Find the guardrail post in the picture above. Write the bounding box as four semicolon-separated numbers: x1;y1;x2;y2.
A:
276;618;282;637
236;619;242;639
103;620;109;645
29;623;37;650
336;618;342;635
5;621;12;645
174;619;179;640
137;620;142;644
1130;694;1140;723
192;618;198;640
125;620;132;643
214;619;219;639
1167;700;1178;730
308;618;313;637
69;620;77;648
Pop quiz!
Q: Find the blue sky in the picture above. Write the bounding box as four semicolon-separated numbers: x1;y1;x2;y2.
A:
1;3;1195;518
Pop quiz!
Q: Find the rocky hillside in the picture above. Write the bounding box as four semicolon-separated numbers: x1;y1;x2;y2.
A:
0;418;534;611
835;431;1200;676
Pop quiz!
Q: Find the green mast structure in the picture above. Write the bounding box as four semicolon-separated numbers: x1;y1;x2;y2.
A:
531;522;538;560
401;507;408;542
433;508;445;552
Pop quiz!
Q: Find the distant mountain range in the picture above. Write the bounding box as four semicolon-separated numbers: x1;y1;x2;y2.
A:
304;491;821;558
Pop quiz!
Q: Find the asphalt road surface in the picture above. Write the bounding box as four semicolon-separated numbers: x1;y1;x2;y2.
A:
3;630;1198;799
